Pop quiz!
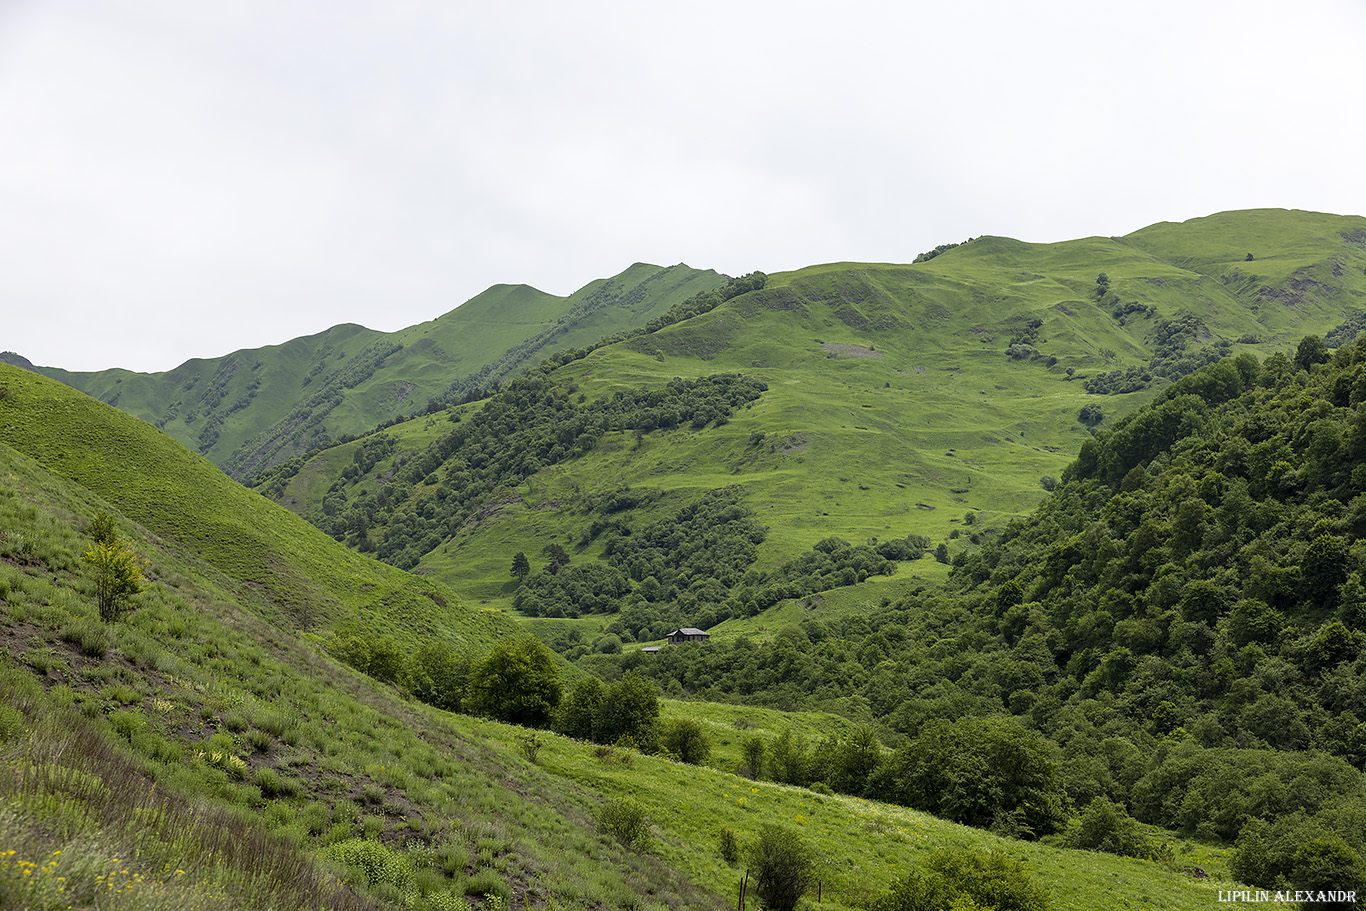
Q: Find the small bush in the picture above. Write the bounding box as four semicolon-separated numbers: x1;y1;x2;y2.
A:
749;825;814;911
871;847;1050;911
62;618;108;657
519;730;543;764
595;797;651;851
1067;797;1158;859
660;717;711;764
718;827;740;864
463;868;511;902
326;837;413;890
257;766;300;798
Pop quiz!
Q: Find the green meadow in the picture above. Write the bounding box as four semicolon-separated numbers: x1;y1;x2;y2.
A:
270;209;1366;630
1;358;1244;910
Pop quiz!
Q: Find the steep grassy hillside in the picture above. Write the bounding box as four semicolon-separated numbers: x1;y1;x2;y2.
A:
0;363;509;650
269;210;1366;634
41;263;725;478
0;359;1242;910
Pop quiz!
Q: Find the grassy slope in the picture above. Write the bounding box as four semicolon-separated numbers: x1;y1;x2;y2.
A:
42;264;725;476
0;370;1240;910
318;209;1365;629
0;363;509;649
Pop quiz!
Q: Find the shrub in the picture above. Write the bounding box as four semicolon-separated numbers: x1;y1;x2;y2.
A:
257;766;301;798
591;671;659;750
660;717;711;764
748;825;813;911
871;848;1049;911
868;716;1069;838
557;676;604;740
741;735;765;779
62;617;109;657
519;730;543;764
325;837;414;891
465;637;562;727
86;511;118;545
463;868;511;902
595;797;651;852
83;537;144;621
1066;797;1158;859
718;827;740;864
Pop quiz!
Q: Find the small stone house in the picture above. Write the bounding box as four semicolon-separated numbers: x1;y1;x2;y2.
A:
666;627;710;644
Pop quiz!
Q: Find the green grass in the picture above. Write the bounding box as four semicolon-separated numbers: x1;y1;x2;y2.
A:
335;209;1366;629
0;363;511;655
0;367;1258;909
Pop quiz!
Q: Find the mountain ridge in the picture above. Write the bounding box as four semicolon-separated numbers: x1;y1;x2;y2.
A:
261;209;1366;626
39;262;727;478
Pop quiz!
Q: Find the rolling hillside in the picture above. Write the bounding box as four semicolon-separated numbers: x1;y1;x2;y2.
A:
38;263;726;479
0;362;509;650
0;340;1246;910
266;209;1366;632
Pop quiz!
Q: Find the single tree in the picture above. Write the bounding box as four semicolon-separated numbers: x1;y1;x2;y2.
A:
542;543;570;576
465;638;562;727
83;538;143;622
660;718;711;764
511;551;531;581
1295;335;1330;371
748;825;814;911
592;671;660;749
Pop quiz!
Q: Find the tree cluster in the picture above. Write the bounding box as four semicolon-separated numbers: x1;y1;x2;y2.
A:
605;340;1366;873
311;371;766;568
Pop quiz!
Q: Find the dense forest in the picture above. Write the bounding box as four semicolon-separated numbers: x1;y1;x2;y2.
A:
560;336;1366;898
331;330;1366;900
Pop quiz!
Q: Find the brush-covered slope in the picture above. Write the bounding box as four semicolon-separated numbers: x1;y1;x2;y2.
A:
0;364;1242;910
616;334;1366;898
40;263;725;479
267;210;1366;629
0;362;510;648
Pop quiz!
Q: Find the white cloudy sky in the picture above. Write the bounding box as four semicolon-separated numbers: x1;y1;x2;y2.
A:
3;1;1364;372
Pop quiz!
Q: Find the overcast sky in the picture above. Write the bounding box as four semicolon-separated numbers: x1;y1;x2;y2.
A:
3;1;1364;372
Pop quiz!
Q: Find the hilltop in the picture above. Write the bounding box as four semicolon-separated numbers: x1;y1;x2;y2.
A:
263;209;1366;634
39;263;726;478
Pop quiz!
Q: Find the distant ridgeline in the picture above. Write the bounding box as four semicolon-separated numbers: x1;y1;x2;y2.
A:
436;271;769;405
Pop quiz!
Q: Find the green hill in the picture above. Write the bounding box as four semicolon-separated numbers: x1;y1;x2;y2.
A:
612;330;1366;900
0;362;509;649
265;209;1366;635
39;263;726;479
0;349;1241;910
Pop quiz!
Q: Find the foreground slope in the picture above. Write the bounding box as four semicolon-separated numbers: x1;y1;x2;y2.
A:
270;210;1366;629
0;363;508;648
41;263;725;478
0;388;1247;910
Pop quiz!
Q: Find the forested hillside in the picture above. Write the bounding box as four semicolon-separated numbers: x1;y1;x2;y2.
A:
265;210;1366;624
0;318;1244;911
597;337;1366;898
38;263;725;477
